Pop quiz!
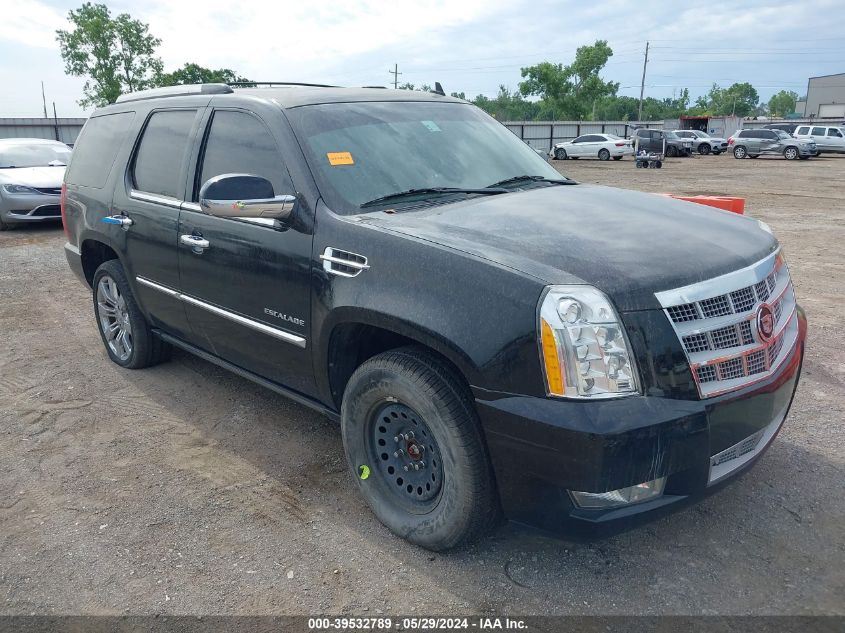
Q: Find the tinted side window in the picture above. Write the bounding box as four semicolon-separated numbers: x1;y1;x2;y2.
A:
65;112;135;188
828;128;843;137
196;110;293;200
796;127;810;134
811;127;826;135
132;110;197;198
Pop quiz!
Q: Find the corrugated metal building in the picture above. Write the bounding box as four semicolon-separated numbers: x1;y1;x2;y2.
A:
0;118;87;145
802;73;845;119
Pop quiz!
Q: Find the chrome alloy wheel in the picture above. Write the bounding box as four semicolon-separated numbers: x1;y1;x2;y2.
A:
96;275;133;361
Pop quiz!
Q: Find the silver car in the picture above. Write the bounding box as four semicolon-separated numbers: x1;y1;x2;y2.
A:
673;130;728;155
728;129;816;160
0;138;71;230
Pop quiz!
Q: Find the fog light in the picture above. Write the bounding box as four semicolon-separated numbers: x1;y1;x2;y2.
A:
570;477;666;509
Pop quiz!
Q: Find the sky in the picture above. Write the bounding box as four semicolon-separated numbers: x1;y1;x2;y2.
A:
2;0;844;118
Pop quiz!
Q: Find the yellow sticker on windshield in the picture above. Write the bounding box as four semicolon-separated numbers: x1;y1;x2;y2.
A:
327;151;354;166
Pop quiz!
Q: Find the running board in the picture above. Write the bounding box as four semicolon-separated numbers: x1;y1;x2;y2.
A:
155;330;340;423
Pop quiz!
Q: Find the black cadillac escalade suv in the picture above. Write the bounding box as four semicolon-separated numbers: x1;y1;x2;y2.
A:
61;83;806;551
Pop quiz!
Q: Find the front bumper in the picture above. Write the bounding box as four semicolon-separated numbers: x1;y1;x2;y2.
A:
0;192;62;224
475;308;806;538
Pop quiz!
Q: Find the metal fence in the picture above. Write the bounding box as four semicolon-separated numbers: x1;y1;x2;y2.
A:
0;118;87;145
503;121;665;152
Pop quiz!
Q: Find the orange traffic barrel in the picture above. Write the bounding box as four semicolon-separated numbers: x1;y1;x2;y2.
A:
663;194;745;214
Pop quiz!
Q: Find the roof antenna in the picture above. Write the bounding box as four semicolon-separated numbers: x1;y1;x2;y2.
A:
433;82;445;96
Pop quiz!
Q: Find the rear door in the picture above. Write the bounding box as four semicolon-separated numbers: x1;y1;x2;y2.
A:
177;107;316;395
110;108;202;339
810;126;829;151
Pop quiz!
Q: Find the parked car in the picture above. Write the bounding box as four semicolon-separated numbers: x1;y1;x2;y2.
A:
763;123;798;134
792;125;845;154
631;128;692;157
728;129;816;160
673;130;728;155
549;133;633;161
0;138;71;230
61;83;806;550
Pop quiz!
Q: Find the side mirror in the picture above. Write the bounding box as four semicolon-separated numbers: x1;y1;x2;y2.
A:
199;173;295;220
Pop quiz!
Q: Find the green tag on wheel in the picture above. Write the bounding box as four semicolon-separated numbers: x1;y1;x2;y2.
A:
359;465;370;480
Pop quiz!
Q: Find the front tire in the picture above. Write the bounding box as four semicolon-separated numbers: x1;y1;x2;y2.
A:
92;260;171;369
598;148;610;161
783;146;799;160
666;146;677;158
733;145;747;159
341;347;498;551
554;148;567;160
698;143;711;155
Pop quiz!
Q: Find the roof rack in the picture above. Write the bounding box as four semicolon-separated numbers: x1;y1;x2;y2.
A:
115;83;233;103
228;81;339;88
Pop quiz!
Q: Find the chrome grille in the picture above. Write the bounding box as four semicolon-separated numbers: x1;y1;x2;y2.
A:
656;250;799;398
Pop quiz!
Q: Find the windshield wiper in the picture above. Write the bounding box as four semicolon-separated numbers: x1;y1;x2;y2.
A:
360;187;507;209
486;175;576;189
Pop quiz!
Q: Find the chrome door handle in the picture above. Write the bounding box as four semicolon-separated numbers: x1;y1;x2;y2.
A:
180;234;210;250
102;215;133;227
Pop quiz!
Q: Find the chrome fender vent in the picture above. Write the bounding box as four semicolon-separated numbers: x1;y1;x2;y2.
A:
320;247;370;278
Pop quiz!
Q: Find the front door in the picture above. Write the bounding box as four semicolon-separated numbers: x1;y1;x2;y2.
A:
177;108;316;396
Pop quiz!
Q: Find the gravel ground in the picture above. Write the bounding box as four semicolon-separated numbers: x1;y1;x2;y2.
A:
0;152;842;616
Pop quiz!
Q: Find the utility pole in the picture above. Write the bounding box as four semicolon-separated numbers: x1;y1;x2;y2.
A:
52;102;60;142
637;41;649;122
389;63;401;89
41;81;48;118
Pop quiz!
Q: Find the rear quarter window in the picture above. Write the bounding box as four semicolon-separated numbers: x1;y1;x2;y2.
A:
65;112;135;188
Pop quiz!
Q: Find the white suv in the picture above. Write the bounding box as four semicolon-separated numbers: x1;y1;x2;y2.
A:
793;125;845;154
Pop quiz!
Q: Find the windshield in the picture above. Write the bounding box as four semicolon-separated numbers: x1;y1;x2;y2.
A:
0;143;71;168
775;131;791;139
287;101;565;213
692;130;709;138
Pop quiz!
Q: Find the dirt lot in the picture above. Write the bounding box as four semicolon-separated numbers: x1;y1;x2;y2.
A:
1;152;843;616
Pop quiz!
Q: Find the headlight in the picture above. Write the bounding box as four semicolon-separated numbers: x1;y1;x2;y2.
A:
2;184;40;195
538;285;639;398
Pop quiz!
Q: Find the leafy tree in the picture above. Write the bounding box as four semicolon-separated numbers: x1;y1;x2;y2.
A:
398;83;432;92
519;41;619;119
158;63;252;86
450;91;467;100
768;90;799;117
56;2;163;107
472;85;540;120
694;82;759;116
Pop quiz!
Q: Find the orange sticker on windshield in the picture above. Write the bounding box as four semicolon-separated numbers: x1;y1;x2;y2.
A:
327;151;354;166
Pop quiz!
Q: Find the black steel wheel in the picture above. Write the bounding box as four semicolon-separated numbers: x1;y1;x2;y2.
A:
341;347;499;550
368;402;444;508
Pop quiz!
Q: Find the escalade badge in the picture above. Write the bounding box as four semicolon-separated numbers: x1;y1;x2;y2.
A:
757;304;774;342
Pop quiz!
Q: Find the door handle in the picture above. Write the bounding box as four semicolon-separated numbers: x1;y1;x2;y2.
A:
102;215;133;227
180;234;210;251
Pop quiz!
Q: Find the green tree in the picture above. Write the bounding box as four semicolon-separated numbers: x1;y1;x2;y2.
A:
471;85;540;120
56;2;163;107
768;90;799;117
695;82;759;116
519;41;619;119
158;63;252;86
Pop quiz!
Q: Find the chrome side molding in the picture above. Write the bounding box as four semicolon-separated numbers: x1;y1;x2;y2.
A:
135;276;306;348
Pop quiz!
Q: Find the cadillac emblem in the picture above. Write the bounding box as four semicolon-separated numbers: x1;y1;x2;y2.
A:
757;303;775;342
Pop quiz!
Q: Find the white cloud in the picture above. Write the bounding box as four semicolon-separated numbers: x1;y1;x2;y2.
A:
0;0;65;49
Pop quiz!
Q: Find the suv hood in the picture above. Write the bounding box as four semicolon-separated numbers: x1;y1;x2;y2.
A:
0;166;66;187
362;185;777;312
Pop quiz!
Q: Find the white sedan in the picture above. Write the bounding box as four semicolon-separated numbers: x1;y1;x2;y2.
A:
549;133;634;161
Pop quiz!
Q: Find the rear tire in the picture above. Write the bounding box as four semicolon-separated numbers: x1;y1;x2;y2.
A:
341;347;499;551
554;148;567;160
92;260;172;369
612;155;623;161
598;148;610;161
733;145;747;159
699;143;711;155
654;160;663;169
